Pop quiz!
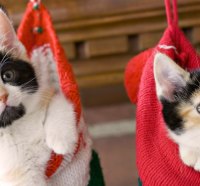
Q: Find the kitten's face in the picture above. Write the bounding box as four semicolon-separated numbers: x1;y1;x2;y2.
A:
0;9;44;127
0;52;39;128
154;53;200;134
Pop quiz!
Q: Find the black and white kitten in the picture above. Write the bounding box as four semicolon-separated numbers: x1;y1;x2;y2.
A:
0;8;91;186
154;52;200;171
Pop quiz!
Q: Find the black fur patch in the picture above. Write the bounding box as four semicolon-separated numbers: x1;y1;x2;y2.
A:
0;104;25;128
161;98;183;133
0;52;38;127
0;53;38;128
0;52;38;93
161;70;200;134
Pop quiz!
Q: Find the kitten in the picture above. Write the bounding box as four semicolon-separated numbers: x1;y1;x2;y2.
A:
0;8;90;186
154;52;200;171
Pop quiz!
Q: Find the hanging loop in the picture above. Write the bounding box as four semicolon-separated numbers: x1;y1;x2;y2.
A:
165;0;178;26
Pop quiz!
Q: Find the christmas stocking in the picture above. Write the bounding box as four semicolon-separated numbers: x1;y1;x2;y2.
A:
17;1;104;185
125;0;200;185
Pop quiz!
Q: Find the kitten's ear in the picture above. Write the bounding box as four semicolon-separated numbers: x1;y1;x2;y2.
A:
154;53;189;101
0;9;27;58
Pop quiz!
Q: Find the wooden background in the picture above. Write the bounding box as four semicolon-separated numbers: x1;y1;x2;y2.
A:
1;0;200;107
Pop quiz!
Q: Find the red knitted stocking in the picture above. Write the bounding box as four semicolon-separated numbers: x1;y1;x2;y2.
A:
17;0;83;178
125;0;200;185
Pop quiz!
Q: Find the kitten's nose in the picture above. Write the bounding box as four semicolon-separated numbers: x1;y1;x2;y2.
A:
0;94;8;104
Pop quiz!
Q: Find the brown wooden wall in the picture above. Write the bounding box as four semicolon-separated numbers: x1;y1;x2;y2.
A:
1;0;200;106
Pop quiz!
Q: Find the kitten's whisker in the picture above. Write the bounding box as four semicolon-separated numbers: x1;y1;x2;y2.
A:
20;77;37;88
191;73;200;88
0;46;16;65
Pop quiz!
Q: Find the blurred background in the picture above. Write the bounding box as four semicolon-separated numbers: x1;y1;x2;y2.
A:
2;0;200;185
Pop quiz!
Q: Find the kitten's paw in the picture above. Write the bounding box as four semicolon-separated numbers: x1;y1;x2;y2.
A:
45;93;78;155
46;130;78;155
180;146;197;167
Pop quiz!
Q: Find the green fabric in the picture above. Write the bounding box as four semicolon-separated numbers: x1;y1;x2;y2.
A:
138;178;142;186
88;150;105;186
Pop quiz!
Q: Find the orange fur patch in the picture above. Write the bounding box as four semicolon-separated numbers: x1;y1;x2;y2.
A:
178;90;200;129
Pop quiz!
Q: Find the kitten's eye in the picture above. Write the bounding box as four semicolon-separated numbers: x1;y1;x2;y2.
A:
196;104;200;114
2;70;16;82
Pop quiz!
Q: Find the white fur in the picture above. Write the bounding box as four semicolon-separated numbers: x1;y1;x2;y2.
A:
0;81;80;186
0;107;50;186
170;128;200;171
45;93;78;155
0;9;91;185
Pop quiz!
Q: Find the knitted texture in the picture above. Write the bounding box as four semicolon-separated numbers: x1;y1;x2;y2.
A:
17;0;89;182
125;0;200;185
48;135;92;186
124;48;153;104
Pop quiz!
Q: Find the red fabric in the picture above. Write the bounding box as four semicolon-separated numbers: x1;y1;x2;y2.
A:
124;48;153;104
125;0;200;185
17;2;81;122
17;1;82;178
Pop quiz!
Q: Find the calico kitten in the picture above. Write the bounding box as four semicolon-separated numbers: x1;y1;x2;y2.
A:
154;52;200;171
0;8;81;186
